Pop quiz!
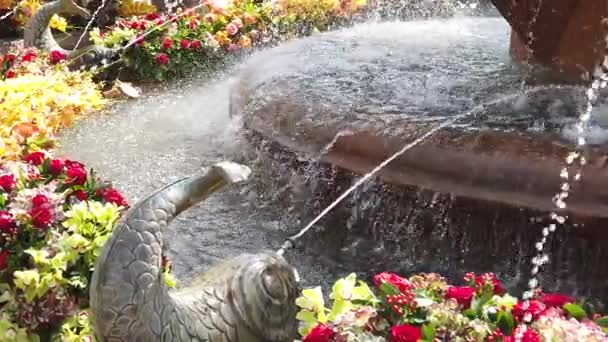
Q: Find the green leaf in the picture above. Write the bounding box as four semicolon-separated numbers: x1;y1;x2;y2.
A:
421;323;436;341
463;308;477;319
496;310;515;335
563;303;588;320
471;290;493;315
596;316;608;327
379;281;401;296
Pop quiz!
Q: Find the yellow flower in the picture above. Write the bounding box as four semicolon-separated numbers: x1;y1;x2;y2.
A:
117;0;157;17
214;31;232;46
50;14;68;32
238;35;251;48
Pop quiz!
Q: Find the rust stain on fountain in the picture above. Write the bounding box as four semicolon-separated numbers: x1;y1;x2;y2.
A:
492;0;608;82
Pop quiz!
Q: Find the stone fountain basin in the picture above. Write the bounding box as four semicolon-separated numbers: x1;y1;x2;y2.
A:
231;18;608;220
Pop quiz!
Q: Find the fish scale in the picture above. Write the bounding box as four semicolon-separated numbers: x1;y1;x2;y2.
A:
90;162;299;341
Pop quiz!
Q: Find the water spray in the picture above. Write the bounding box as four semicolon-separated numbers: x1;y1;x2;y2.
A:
277;114;468;256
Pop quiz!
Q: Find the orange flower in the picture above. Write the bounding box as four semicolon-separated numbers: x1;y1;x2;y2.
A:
214;31;232;46
238;35;251;48
242;13;256;25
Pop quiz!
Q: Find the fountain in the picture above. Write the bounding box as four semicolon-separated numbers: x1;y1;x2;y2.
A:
230;17;608;306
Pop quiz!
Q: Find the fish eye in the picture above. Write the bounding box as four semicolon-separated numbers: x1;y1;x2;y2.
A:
261;266;287;301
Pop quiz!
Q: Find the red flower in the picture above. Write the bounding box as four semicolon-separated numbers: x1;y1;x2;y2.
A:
4;53;16;63
303;324;335;342
29;205;53;229
65;160;85;169
162;37;173;49
504;327;541;342
155;53;169;65
4;70;16;78
373;272;413;293
190;40;202;49
72;190;88;201
145;13;160;20
21;50;37;62
22;151;47;165
512;300;547;322
390;324;421;342
48;158;65;175
445;286;476;309
0;174;16;192
540;293;575;308
96;188;128;207
154;18;164;25
65;164;87;186
0;249;9;271
129;21;141;30
180;39;190;49
31;194;49;207
188;19;198;29
0;211;17;235
49;50;66;64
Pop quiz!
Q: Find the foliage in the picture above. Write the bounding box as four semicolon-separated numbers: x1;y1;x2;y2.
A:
89;0;366;80
0;48;107;160
0;151;128;340
296;272;608;341
0;0;68;32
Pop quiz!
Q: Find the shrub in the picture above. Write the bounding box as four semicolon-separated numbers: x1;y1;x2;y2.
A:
296;272;608;341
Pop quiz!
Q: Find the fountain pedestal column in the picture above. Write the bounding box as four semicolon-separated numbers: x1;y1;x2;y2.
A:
492;0;607;82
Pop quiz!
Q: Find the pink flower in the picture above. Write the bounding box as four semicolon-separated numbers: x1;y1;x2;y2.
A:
390;324;421;342
0;174;16;192
48;158;65;175
180;39;190;49
49;50;66;64
504;326;541;342
21;50;37;62
204;13;217;23
65;164;87;186
0;211;17;235
188;19;198;29
22;151;46;165
4;70;16;79
0;249;9;271
155;53;169;65
31;194;49;207
303;324;335;342
72;190;88;201
373;272;413;293
190;40;202;49
540;293;575;308
162;37;173;49
96;188;128;207
225;23;239;36
29;205;53;229
4;53;16;63
445;286;476;309
231;17;243;28
512;300;547;322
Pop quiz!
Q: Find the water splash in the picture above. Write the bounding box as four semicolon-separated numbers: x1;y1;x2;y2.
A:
73;0;109;50
516;25;608;341
277;113;468;255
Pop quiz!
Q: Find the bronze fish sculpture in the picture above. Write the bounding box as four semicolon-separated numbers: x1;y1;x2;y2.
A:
90;162;300;341
23;0;118;70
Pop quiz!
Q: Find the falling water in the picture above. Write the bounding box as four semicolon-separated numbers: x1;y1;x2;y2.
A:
277;113;469;255
516;22;608;340
73;0;109;50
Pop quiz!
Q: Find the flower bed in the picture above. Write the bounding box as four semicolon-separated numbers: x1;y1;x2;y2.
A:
296;272;608;341
0;150;129;340
90;0;366;80
0;48;106;160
